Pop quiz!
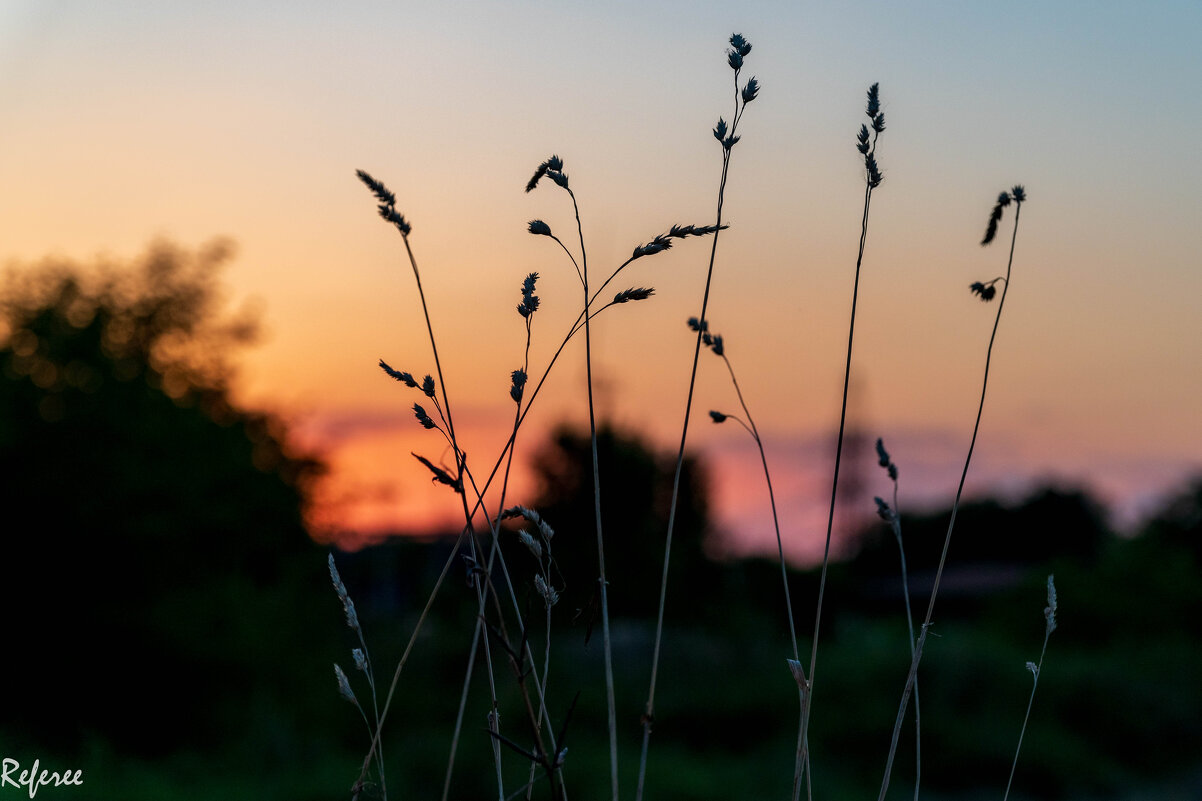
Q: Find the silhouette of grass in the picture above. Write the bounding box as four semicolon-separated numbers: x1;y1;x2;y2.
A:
332;34;1045;801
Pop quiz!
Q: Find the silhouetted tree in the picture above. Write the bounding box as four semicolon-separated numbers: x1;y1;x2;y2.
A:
521;424;723;622
1142;475;1202;565
850;485;1112;577
0;241;330;756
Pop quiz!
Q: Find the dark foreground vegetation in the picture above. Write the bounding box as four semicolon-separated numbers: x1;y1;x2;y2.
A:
1;245;1200;799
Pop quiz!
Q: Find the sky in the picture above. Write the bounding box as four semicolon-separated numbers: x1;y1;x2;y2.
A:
3;1;1200;564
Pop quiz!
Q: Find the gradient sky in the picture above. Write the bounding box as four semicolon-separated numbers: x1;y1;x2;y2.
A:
3;2;1200;563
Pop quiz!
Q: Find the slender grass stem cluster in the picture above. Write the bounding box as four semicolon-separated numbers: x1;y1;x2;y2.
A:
326;33;1052;801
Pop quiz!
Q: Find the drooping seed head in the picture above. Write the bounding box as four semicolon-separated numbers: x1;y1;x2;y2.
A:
380;360;419;387
534;574;560;607
528;219;553;237
525;155;565;193
709;410;727;423
969;281;997;301
875;437;891;468
518;529;543;562
874;496;895;522
413;403;436;430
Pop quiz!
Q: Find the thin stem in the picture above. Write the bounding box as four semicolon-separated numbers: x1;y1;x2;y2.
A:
444;309;537;800
569;183;620;801
797;172;875;801
888;478;922;801
1003;626;1051;801
443;613;489;801
717;352;806;794
356;528;466;792
877;199;1022;801
636;64;741;801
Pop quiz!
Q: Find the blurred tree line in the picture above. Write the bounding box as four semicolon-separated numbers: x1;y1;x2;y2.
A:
1;240;1199;799
0;242;344;769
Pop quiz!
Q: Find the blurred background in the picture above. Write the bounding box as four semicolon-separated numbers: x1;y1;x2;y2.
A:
2;2;1200;799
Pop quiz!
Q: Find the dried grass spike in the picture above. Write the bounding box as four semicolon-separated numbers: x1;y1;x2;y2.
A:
742;76;760;104
1044;574;1058;633
334;663;359;706
613;287;655;303
413;403;436;430
379;360;418;387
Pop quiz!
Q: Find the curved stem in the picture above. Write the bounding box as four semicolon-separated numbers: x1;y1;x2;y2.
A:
719;352;806;794
877;200;1022;801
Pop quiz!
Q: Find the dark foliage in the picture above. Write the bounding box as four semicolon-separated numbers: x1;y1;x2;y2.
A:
0;242;335;758
522;424;724;621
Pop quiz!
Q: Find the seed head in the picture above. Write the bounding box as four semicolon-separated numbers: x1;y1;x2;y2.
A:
526;155;565;193
510;369;527;403
380;360;418;387
1044;574;1058;634
518;272;540;318
518;529;543;562
865;152;883;188
969;281;997;301
613;287;655;304
741;76;760;104
534;574;559;607
874;496;895;522
334;664;359;706
709;410;727;424
528;219;553;237
866;83;881;118
413;403;436;430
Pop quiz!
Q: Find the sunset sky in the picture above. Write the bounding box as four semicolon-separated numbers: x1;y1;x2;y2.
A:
3;2;1199;564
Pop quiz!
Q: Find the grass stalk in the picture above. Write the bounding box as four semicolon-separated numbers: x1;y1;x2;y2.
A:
796;82;886;800
1003;575;1058;801
876;186;1026;801
635;35;756;800
700;326;806;792
872;440;921;801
